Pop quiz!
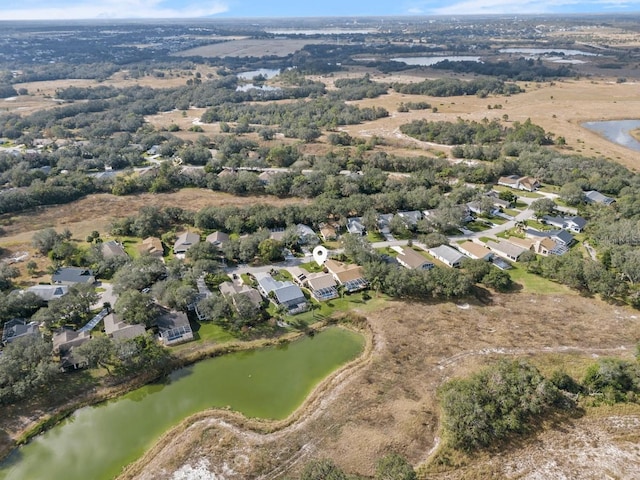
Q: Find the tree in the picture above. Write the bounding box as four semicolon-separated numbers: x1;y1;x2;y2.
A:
112;256;166;294
76;336;116;374
439;360;560;451
0;263;19;291
300;459;346;480
375;453;417;480
258;238;284;263
559;181;586;206
196;294;231;323
530;198;556;218
32;228;63;255
115;290;159;327
482;268;513;292
0;335;59;404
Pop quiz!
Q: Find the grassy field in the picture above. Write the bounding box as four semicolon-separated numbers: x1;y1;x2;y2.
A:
128;291;640;480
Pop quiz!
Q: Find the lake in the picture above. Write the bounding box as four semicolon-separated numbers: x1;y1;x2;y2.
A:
0;327;364;480
499;48;599;57
390;56;481;66
237;68;281;80
582;119;640;152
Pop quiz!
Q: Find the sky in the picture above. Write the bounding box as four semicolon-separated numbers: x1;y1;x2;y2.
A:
0;0;639;21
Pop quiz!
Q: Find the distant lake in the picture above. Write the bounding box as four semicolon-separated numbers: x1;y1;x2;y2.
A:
582;120;640;152
237;68;281;80
499;48;599;57
236;84;282;92
390;56;481;66
266;28;377;35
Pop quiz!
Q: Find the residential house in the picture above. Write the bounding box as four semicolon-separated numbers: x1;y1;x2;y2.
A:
269;228;286;242
497;175;540;192
397;210;422;228
395;247;434;270
427;245;465;268
346;217;366;236
52;328;91;354
154;309;194;346
525;228;574;247
287;266;308;286
377;213;394;234
173;231;200;255
2;318;39;345
102;240;128;259
486;190;513;208
296;224;319;245
206;231;230;248
138;237;164;257
319;223;338;242
541;215;587;233
258;170;277;185
507;236;565;257
25;284;68;302
53;328;91;370
324;259;368;292
585;190;615;206
457;241;493;261
217;168;237;179
254;272;308;313
305;272;339;301
52;267;95;285
486;240;527;262
103;313;147;341
219;282;263;310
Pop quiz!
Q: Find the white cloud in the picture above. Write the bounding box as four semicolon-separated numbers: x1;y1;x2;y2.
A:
412;0;640;15
0;0;229;20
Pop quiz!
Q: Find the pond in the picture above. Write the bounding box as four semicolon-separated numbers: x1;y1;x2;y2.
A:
499;48;599;56
0;327;364;480
390;56;481;66
237;68;281;80
582;119;640;153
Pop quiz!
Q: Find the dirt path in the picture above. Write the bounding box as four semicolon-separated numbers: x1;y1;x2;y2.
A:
115;293;640;480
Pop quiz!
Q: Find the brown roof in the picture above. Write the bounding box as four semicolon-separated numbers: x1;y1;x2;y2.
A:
325;260;366;283
505;237;535;249
397;248;432;269
306;272;337;291
458;241;492;260
138;237;163;256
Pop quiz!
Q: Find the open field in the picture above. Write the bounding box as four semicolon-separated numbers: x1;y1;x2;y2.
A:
339;76;640;171
118;292;640;480
0;189;304;249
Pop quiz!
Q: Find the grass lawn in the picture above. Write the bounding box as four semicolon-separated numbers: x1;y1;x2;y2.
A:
367;231;386;242
120;237;143;258
285;292;387;326
508;265;572;295
465;221;489;233
192;322;237;343
526;220;548;231
494;185;542;198
503;208;520;217
300;262;324;273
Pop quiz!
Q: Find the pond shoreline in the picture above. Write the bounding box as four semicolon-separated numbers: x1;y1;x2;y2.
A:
115;317;373;480
0;318;360;466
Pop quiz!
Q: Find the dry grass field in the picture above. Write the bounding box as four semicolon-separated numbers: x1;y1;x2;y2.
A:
0;189;304;282
339;75;640;171
118;293;640;480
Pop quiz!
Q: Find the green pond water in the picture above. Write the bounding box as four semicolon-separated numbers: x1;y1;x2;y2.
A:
0;327;364;480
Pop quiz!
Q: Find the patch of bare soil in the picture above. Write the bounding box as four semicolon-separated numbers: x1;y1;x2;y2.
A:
118;293;640;480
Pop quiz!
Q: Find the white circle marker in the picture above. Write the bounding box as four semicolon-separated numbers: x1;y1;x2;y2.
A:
312;245;328;266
